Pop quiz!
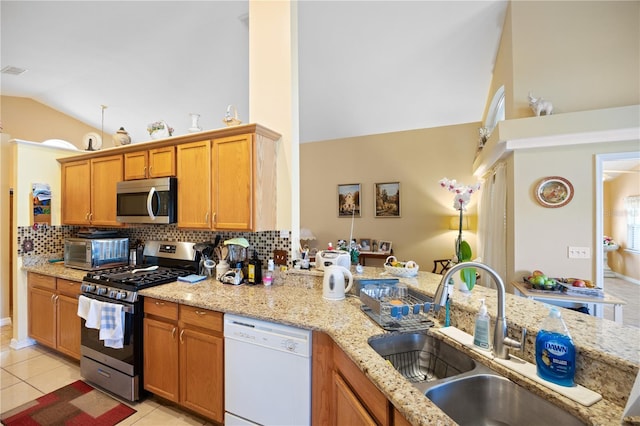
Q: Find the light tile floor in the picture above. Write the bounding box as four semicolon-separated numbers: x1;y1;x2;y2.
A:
0;326;212;425
603;276;640;329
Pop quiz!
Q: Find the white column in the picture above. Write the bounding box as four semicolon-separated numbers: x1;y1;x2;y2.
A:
249;0;300;254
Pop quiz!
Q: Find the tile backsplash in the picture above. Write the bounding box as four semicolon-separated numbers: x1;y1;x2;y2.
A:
17;225;291;265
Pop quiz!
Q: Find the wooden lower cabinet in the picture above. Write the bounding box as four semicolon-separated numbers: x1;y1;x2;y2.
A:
143;316;180;401
143;298;223;423
334;372;377;426
312;331;413;426
179;327;223;420
28;286;57;347
27;273;81;360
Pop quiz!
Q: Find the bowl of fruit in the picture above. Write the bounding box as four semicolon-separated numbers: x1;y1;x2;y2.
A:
523;270;562;291
384;256;419;277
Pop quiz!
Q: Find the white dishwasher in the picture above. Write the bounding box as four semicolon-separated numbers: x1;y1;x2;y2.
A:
224;314;312;426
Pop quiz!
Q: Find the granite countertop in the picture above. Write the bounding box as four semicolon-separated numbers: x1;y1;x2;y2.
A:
22;263;639;425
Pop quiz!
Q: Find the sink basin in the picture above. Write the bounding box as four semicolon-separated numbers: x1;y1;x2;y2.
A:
425;374;585;425
368;333;477;386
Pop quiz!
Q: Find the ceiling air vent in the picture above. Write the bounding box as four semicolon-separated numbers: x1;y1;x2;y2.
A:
1;66;28;75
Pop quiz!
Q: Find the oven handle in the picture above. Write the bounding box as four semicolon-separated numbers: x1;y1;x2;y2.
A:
79;293;136;314
146;187;157;220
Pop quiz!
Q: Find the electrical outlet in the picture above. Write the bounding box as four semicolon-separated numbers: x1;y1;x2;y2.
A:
568;246;591;259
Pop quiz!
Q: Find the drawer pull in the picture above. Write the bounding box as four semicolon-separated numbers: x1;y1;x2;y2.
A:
195;310;207;316
155;301;165;306
97;368;111;378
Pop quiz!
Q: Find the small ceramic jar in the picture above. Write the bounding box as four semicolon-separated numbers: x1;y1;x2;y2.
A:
113;127;131;145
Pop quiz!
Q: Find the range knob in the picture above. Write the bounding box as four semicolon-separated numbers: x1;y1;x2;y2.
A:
81;283;96;293
115;291;128;300
96;287;108;296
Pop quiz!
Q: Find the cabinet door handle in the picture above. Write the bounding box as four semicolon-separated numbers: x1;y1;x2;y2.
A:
89;212;93;221
50;294;56;303
179;329;185;344
85;212;90;220
172;327;177;339
212;212;216;225
144;166;147;178
205;212;209;223
149;166;153;176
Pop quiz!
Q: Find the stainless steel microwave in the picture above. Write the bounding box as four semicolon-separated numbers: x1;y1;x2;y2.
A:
116;177;177;224
64;237;129;270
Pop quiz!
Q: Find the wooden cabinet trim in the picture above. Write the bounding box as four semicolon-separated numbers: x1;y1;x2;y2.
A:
179;305;222;332
28;272;56;290
56;279;81;297
144;298;179;320
57;124;280;164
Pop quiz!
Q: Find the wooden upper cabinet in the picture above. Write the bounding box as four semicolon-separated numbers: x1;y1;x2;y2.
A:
61;160;91;225
124;151;148;180
149;147;175;177
90;155;123;226
212;132;277;231
177;140;212;229
61;155;122;226
124;147;175;180
212;134;253;231
58;125;280;230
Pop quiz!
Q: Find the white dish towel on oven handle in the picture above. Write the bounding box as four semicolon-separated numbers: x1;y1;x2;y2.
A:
99;302;124;349
79;297;103;329
77;295;92;321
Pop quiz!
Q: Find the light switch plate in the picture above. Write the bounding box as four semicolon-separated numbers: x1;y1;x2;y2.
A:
568;246;591;259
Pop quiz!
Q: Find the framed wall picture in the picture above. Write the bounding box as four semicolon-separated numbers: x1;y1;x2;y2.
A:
377;240;392;254
534;176;574;208
375;182;400;217
337;183;361;217
359;238;371;252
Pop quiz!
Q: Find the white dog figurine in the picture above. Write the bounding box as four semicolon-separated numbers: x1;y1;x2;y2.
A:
528;92;553;116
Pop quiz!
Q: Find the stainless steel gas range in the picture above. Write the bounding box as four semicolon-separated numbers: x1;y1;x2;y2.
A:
79;241;199;401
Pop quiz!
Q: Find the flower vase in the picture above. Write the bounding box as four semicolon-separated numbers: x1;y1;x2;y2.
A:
150;128;169;140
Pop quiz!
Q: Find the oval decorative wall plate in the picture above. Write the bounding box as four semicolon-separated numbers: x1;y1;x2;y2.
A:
535;176;574;208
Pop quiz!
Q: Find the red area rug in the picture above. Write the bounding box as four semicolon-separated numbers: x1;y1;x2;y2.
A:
1;380;135;426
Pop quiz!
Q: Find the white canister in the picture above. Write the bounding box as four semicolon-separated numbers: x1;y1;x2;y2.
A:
216;260;229;281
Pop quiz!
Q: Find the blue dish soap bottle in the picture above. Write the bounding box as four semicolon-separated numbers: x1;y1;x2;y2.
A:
535;307;576;387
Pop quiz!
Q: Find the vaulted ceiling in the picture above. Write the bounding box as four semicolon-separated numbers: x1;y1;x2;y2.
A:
1;1;508;144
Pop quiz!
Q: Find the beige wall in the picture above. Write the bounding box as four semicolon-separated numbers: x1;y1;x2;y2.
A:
486;1;640;122
607;169;640;281
508;139;640;287
1;96;106;149
301;122;480;269
511;1;639;118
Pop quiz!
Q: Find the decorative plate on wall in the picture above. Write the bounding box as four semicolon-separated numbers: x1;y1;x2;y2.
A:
535;176;574;208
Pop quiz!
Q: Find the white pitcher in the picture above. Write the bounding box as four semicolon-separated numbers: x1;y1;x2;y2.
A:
323;265;353;300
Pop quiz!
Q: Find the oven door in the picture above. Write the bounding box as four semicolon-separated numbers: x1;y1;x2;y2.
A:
80;296;141;377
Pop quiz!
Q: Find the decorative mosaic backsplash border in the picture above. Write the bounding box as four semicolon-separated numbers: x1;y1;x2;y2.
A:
17;225;292;265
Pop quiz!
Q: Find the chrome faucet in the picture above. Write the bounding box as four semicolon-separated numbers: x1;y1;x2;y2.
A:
433;261;526;359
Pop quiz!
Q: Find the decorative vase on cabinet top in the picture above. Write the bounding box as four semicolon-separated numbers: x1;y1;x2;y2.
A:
113;127;131;146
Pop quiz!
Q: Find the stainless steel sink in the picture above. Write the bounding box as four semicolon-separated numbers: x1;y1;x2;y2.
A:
368;333;481;392
369;333;585;425
425;373;585;425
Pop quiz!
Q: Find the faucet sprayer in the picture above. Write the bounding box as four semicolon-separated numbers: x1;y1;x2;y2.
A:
434;261;526;359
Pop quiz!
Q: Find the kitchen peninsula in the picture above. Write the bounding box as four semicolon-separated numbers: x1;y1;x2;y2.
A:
21;262;639;425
